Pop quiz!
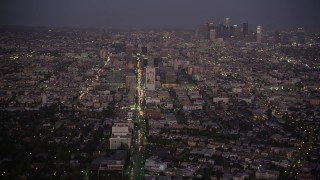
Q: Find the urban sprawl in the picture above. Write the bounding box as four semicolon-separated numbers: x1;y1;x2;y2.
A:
0;20;320;180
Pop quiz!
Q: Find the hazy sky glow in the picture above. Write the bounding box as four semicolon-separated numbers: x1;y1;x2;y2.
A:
1;0;320;30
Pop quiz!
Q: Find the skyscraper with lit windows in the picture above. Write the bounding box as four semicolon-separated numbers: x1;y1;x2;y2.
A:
256;25;262;43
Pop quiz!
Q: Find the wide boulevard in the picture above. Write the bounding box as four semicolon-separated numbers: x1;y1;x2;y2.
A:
128;53;147;180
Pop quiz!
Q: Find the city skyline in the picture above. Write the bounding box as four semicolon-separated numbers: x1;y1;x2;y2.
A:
1;26;319;179
1;0;320;30
1;1;320;179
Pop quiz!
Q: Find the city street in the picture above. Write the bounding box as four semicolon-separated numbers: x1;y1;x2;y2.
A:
128;53;147;180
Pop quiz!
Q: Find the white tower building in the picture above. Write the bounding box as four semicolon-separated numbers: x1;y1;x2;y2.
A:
257;26;262;43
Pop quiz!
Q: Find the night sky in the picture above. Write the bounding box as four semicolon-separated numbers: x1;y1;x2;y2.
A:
1;0;320;30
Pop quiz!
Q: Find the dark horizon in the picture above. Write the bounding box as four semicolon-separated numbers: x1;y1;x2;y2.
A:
1;0;320;31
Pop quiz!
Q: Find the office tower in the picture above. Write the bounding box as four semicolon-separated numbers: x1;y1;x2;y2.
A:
243;23;249;36
210;29;216;41
223;25;228;39
145;66;155;91
209;23;214;30
225;18;230;28
217;23;223;38
203;23;210;39
233;25;242;38
256;26;262;43
296;28;305;44
229;25;235;37
205;23;215;40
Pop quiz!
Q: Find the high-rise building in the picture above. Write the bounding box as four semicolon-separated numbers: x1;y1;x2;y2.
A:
243;23;249;36
223;25;228;39
209;23;214;30
256;26;262;43
145;66;155;91
208;23;215;40
210;29;216;41
203;22;215;40
229;25;235;37
203;23;210;39
225;18;230;28
217;23;223;38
